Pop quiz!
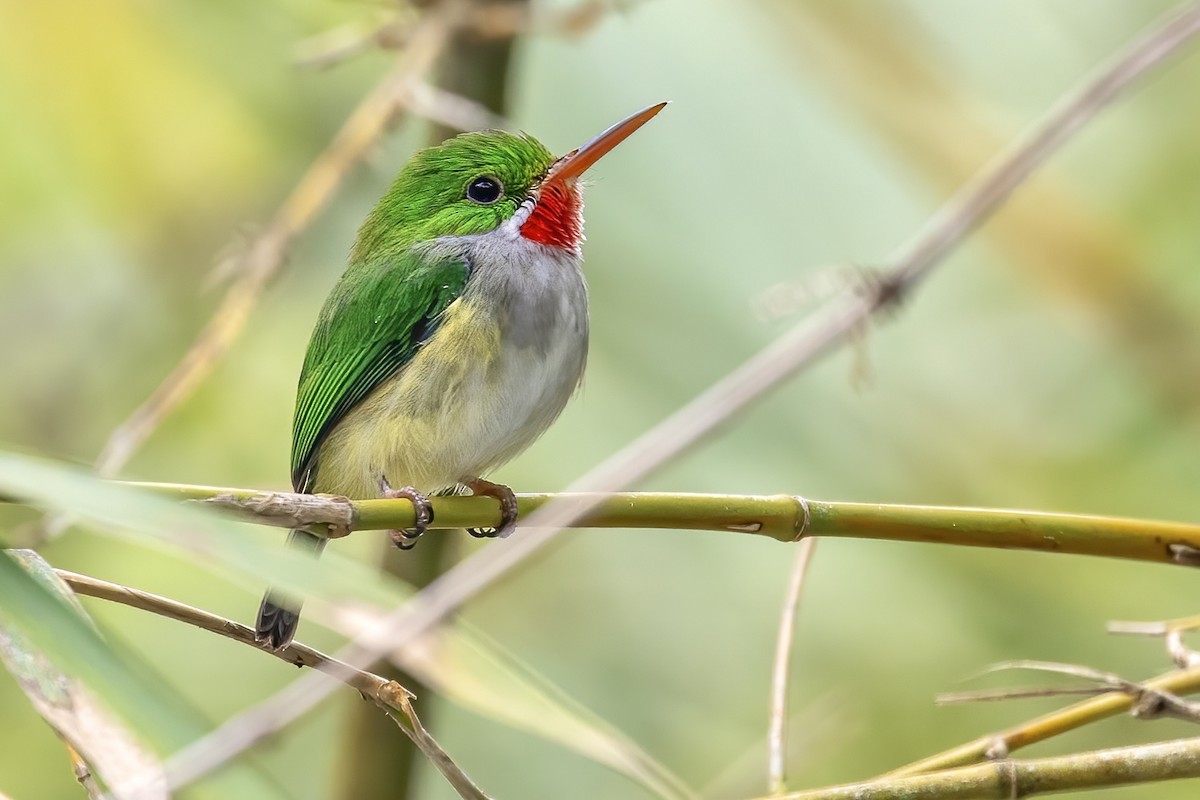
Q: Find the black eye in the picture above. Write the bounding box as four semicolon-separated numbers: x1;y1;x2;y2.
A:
466;176;503;205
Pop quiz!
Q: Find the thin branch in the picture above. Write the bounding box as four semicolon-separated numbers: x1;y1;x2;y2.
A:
1110;614;1200;635
937;660;1200;723
295;15;418;70
465;0;631;39
54;571;489;800
297;0;630;68
874;1;1200;293
160;0;1200;783
1111;615;1200;669
407;82;511;132
381;691;491;800
885;666;1200;777
767;538;817;795
759;736;1200;800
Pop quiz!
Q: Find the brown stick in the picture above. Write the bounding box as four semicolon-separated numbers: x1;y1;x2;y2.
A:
56;570;490;800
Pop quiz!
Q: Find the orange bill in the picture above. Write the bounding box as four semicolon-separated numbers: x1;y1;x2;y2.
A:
549;102;668;184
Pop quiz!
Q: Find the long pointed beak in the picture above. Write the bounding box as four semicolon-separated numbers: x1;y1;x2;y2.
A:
548;102;668;184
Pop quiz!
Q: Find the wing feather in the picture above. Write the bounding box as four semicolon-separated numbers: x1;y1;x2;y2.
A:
290;252;470;491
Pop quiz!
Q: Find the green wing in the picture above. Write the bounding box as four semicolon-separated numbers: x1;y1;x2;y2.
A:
290;252;470;491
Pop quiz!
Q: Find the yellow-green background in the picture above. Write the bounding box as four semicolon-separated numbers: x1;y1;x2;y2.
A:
2;0;1200;797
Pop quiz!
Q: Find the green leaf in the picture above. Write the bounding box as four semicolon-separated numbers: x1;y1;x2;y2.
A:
0;550;285;798
0;550;166;799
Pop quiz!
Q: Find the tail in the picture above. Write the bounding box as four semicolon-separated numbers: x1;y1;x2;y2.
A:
255;529;327;649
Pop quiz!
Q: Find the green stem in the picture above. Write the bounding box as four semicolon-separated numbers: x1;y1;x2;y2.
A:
106;482;1200;568
759;735;1200;799
884;666;1200;777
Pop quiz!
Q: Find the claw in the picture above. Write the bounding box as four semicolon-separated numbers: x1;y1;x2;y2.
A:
379;478;433;550
465;478;518;539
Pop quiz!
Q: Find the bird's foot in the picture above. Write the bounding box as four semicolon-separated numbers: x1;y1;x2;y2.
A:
465;478;518;539
379;478;433;550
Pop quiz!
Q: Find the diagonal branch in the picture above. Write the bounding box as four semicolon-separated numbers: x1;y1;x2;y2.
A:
55;570;489;800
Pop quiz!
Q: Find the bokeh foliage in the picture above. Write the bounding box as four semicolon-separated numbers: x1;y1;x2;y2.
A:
2;1;1200;798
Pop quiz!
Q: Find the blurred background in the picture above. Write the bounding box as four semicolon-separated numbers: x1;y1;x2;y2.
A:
3;0;1200;797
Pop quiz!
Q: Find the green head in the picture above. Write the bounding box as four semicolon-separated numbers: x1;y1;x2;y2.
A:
352;102;668;260
353;131;554;259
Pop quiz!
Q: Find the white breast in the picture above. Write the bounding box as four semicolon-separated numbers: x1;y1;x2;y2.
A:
312;225;589;499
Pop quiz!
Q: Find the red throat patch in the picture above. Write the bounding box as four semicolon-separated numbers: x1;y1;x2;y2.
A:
520;181;583;249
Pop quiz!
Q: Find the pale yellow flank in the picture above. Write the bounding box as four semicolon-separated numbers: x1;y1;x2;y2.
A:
313;298;502;498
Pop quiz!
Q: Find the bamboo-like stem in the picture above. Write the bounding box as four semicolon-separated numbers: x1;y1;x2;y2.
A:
55;571;489;800
43;482;1200;569
885;666;1200;778
759;736;1200;800
767;538;818;795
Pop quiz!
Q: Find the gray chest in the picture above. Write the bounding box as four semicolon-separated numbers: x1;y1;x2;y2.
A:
447;237;590;473
470;240;589;402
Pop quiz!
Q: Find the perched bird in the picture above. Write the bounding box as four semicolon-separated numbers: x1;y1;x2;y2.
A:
256;103;667;648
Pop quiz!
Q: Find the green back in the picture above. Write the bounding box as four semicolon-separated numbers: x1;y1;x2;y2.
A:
290;252;469;490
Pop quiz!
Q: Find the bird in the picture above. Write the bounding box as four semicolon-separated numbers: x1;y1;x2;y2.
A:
255;102;667;649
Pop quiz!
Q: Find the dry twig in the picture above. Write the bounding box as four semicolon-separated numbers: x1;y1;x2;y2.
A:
54;571;488;799
767;537;818;795
886;666;1200;777
937;660;1200;724
1110;615;1200;669
297;0;628;68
